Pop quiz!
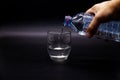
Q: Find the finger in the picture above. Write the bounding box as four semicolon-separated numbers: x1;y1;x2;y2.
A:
85;5;98;15
86;17;100;38
86;8;94;14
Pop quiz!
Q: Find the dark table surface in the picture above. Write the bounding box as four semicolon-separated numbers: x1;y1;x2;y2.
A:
0;21;120;80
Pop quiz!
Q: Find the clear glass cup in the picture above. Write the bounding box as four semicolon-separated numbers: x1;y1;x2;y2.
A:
47;29;71;62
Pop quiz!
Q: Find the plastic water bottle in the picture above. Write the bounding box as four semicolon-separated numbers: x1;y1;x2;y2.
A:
64;12;120;42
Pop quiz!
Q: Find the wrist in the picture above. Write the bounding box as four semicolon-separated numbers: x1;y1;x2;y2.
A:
109;0;120;12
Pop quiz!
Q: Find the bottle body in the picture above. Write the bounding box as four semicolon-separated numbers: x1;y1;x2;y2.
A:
64;12;120;42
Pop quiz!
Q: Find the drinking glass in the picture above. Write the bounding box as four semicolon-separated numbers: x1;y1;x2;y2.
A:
47;29;71;62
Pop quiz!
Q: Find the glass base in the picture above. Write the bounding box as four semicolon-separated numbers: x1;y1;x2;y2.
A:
50;55;68;62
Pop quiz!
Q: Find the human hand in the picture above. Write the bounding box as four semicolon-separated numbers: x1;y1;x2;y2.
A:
85;0;120;38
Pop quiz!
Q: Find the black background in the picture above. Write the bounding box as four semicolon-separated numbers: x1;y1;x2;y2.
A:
0;0;104;24
1;0;120;80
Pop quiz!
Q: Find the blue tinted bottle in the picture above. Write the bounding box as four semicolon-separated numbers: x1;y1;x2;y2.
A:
64;12;120;42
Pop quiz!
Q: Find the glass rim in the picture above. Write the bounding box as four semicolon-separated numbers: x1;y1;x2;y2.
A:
47;30;71;34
